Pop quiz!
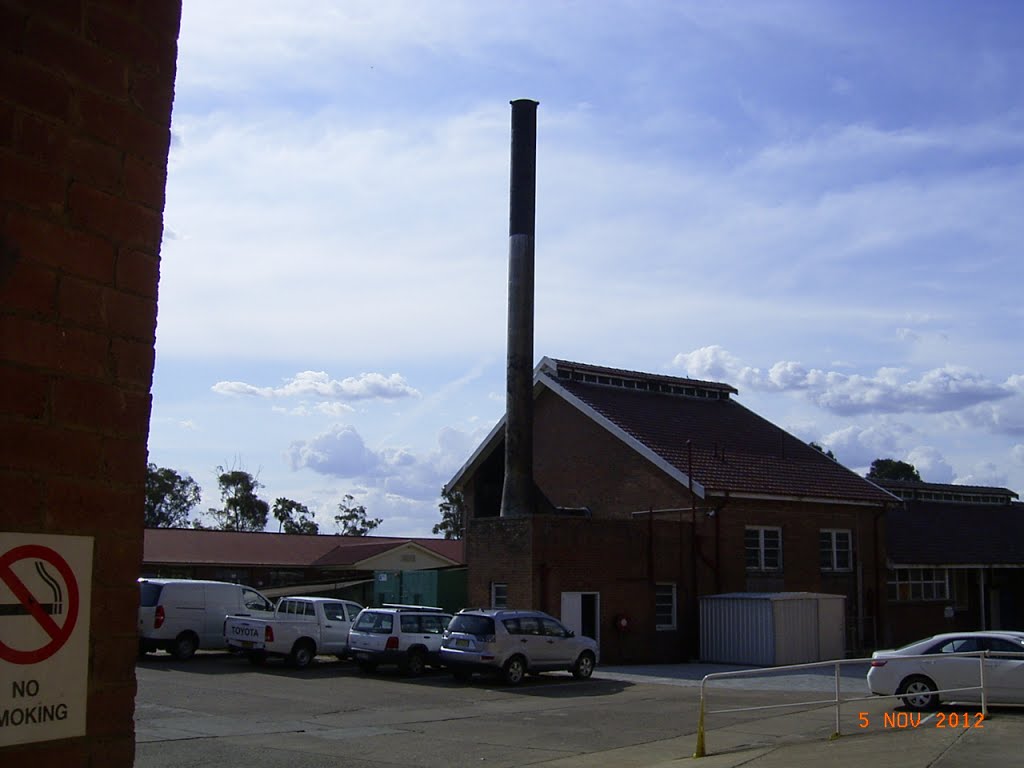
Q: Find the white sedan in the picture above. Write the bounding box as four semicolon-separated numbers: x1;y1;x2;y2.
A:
867;631;1024;710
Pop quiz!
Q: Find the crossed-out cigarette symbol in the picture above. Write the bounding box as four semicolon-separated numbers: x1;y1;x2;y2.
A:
0;561;64;616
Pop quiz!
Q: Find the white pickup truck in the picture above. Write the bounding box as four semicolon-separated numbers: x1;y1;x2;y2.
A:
224;596;363;668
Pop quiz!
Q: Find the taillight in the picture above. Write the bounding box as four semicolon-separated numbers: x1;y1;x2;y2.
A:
265;626;275;643
385;636;399;651
870;659;887;667
154;605;165;629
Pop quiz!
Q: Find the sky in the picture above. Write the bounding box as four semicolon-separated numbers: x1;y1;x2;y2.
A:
148;0;1024;536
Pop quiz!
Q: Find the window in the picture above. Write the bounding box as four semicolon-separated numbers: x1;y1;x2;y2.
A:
887;568;949;601
745;526;782;571
655;583;676;631
490;582;508;609
819;529;852;572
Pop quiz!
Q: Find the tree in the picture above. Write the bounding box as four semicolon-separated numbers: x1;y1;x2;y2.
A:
145;464;202;528
432;487;465;540
809;442;836;460
334;494;381;536
207;466;269;532
867;458;921;482
273;497;319;535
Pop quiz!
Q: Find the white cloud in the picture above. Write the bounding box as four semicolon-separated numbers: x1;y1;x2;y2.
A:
673;346;1014;417
955;461;1008;488
213;371;419;401
819;423;913;470
905;446;954;484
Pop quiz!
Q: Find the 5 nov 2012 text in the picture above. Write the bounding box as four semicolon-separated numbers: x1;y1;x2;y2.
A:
858;711;985;729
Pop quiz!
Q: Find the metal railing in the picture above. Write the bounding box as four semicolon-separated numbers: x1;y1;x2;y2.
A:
692;651;1009;758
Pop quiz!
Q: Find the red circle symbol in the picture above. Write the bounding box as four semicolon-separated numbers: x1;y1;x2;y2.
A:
0;544;80;664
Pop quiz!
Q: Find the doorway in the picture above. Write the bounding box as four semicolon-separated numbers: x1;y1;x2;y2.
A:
560;591;600;648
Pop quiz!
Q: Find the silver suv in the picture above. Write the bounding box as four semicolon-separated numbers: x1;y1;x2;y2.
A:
347;604;453;676
440;609;598;685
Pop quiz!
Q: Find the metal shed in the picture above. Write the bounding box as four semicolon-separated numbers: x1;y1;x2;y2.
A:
699;592;846;666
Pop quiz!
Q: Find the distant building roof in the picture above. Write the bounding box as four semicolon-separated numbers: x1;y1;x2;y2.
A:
887;501;1024;566
449;357;896;506
143;528;465;568
875;479;1019;505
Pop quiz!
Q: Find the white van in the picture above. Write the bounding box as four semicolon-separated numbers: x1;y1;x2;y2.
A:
138;578;275;659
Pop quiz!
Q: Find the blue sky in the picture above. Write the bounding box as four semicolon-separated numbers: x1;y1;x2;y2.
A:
148;1;1024;535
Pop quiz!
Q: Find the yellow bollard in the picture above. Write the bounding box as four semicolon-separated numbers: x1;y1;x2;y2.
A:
693;694;706;758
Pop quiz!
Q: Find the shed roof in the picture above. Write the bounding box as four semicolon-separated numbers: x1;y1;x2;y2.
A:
143;527;465;568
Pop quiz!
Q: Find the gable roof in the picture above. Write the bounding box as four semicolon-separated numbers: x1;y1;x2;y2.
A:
143;528;464;568
449;357;895;506
887;501;1024;566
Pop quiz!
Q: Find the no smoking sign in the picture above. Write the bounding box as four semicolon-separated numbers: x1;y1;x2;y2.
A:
0;533;92;747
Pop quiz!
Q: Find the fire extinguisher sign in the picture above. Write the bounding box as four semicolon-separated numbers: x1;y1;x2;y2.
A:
0;532;93;748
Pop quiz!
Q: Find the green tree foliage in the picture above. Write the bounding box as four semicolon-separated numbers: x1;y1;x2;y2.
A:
432;487;465;540
809;442;836;460
145;464;201;528
867;458;921;482
208;466;269;532
273;497;319;535
334;494;381;536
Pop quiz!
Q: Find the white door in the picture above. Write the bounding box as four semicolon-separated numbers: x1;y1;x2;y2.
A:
560;592;600;647
319;602;349;654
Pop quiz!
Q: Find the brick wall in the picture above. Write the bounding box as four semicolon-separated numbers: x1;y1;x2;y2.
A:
1;2;180;764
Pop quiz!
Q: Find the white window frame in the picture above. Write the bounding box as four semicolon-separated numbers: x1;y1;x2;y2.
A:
490;582;508;609
819;529;853;572
655;583;677;631
887;568;950;601
745;526;782;571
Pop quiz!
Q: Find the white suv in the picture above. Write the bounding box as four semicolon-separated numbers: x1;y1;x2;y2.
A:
440;609;598;685
347;604;453;676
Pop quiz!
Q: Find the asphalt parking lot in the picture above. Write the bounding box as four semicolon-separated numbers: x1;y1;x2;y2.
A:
135;653;1023;768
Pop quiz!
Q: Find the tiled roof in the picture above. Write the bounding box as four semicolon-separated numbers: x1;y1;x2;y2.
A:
887;501;1024;565
143;528;465;567
548;361;894;504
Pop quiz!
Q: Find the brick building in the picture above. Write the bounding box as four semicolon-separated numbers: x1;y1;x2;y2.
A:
447;358;897;664
1;2;181;764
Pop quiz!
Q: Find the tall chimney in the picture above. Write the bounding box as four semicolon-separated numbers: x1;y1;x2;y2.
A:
500;98;538;518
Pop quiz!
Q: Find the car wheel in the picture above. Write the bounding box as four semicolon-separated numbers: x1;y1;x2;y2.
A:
899;675;939;711
572;651;596;680
170;632;198;661
502;656;526;686
289;640;316;669
403;649;427;677
357;660;378;673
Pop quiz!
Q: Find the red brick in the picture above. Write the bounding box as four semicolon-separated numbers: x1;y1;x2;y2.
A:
0;469;45;529
0;365;51;420
123;153;166;210
53;377;125;430
92;532;144;588
14;111;70;167
85;3;174;73
89;626;138;679
68;135;124;190
69;181;163;249
135;0;183;43
0;148;67;214
87;684;137;737
6;209;116;284
58;273;105;329
0;314;110;377
0;255;57;315
102;432;151;483
0;100;15;147
0;4;27;54
12;0;83;33
43;475;133;529
26;17;127;98
111;337;155;388
77;90;171;163
115;248;159;298
104;285;157;340
130;68;177;122
0;420;104;477
0;50;74;122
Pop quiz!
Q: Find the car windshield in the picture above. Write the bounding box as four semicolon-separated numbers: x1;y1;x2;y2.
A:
449;615;495;636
